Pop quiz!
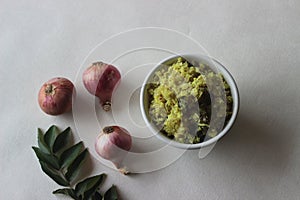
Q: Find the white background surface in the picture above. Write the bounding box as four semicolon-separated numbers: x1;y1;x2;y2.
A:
1;0;300;199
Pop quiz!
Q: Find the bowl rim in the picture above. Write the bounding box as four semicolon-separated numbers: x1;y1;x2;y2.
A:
140;54;240;149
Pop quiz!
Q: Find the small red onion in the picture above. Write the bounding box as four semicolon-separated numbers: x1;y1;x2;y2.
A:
95;126;132;174
38;77;75;115
82;62;121;111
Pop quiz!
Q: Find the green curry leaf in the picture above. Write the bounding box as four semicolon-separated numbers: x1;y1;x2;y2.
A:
33;125;120;200
60;142;84;169
53;127;71;153
103;185;118;200
32;147;60;170
65;148;88;182
39;161;69;186
37;128;51;154
44;125;59;152
75;174;106;200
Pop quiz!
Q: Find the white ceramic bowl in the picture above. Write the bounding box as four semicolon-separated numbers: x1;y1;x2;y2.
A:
140;54;239;149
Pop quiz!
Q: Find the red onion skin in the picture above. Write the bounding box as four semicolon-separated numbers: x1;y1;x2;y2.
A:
38;77;74;115
107;126;132;151
82;62;121;111
95;126;132;174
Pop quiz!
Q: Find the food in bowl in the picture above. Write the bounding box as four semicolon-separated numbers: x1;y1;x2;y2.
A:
145;57;233;144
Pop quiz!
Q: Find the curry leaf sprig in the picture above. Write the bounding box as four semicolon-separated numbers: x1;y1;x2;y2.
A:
32;125;118;200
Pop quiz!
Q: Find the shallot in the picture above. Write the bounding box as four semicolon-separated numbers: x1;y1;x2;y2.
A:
95;126;132;174
82;62;121;111
38;77;74;115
